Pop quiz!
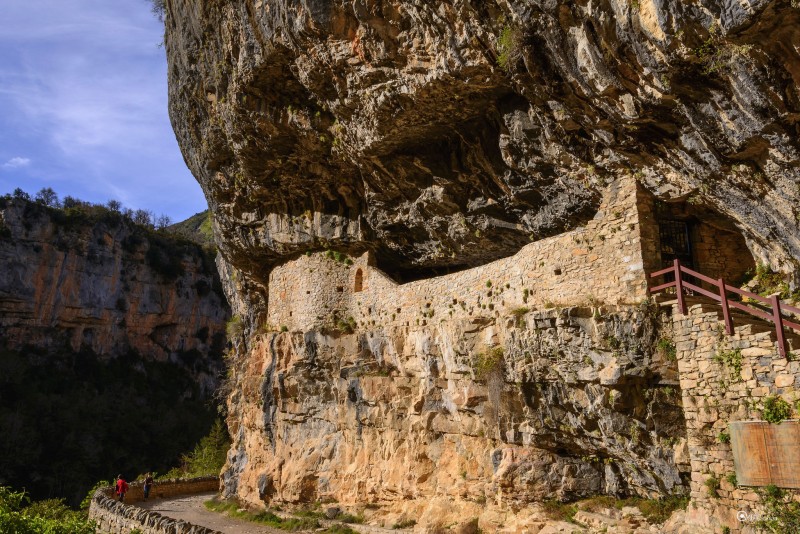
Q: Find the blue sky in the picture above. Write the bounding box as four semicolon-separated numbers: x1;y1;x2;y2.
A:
0;0;207;222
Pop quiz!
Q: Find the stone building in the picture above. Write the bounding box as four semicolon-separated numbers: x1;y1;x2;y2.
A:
246;176;796;534
266;176;755;335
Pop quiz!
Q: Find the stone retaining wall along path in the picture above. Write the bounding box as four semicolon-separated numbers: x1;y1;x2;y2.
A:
88;476;221;534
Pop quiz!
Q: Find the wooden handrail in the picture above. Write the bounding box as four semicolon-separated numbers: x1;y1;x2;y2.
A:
649;259;798;360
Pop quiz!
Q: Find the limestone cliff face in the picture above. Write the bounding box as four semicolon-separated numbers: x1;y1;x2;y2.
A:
166;0;800;282
222;306;686;522
0;199;229;387
163;0;800;529
0;198;231;503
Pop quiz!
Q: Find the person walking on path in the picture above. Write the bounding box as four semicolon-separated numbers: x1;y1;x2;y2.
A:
115;474;129;502
143;473;154;501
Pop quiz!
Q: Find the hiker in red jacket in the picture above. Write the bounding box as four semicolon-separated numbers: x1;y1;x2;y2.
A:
115;474;129;502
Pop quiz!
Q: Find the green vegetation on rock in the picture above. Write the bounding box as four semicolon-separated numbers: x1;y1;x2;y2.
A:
160;419;230;479
754;485;800;533
204;499;320;531
762;395;792;424
472;346;504;381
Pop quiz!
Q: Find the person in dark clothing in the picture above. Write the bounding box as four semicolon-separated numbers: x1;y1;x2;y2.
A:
115;474;129;502
143;473;154;500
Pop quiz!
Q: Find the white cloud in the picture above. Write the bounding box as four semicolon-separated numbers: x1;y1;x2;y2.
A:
0;0;207;221
2;157;31;169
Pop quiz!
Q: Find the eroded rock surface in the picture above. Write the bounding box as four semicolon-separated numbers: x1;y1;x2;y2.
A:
163;0;800;529
166;0;800;281
0;198;229;387
222;305;687;521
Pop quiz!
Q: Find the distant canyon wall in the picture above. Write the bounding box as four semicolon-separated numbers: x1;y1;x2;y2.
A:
0;198;229;382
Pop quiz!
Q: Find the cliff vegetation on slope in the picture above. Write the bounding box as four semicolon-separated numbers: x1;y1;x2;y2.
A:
0;189;230;506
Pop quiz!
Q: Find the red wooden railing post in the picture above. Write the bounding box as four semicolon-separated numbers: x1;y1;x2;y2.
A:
718;278;734;335
674;259;687;315
769;293;787;360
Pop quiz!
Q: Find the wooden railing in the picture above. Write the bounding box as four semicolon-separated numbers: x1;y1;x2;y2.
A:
649;259;800;359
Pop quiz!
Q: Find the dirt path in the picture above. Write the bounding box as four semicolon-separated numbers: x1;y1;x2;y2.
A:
136;492;283;534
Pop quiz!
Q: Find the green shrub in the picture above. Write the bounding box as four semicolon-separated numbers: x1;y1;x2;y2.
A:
754;485;800;533
717;431;731;444
745;262;799;301
339;513;364;524
472;346;504;381
205;499;320;531
161;419;230;479
0;487;96;534
714;348;743;381
80;480;112;511
541;499;577;522
705;475;720;498
762;395;792;424
149;0;166;22
497;25;524;72
145;235;186;280
634;496;689;524
656;338;677;361
226;315;243;338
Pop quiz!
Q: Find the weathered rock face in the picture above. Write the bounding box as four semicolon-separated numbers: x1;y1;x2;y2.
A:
163;0;800;528
0;198;231;504
166;0;800;282
0;199;229;384
222;304;687;525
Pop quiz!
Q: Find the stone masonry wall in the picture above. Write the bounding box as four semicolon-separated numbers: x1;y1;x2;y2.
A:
691;224;754;285
89;477;220;534
636;195;754;285
267;177;650;334
670;300;800;533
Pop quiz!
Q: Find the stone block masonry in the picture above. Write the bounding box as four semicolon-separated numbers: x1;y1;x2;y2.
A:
267;177;650;334
670;300;800;533
88;477;220;534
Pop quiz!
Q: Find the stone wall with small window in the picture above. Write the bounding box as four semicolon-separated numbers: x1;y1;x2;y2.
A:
266;177;653;333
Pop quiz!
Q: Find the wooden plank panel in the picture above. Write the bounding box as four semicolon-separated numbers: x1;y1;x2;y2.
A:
764;422;800;489
731;422;771;487
731;421;800;488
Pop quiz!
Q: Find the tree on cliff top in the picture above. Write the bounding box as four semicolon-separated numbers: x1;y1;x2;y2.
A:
149;0;166;22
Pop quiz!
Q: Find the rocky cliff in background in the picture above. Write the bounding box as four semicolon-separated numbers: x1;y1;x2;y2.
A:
0;197;230;504
0;198;228;387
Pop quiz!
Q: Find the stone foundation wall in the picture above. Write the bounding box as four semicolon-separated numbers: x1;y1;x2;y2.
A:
267;177;651;334
88;477;220;534
671;301;800;533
